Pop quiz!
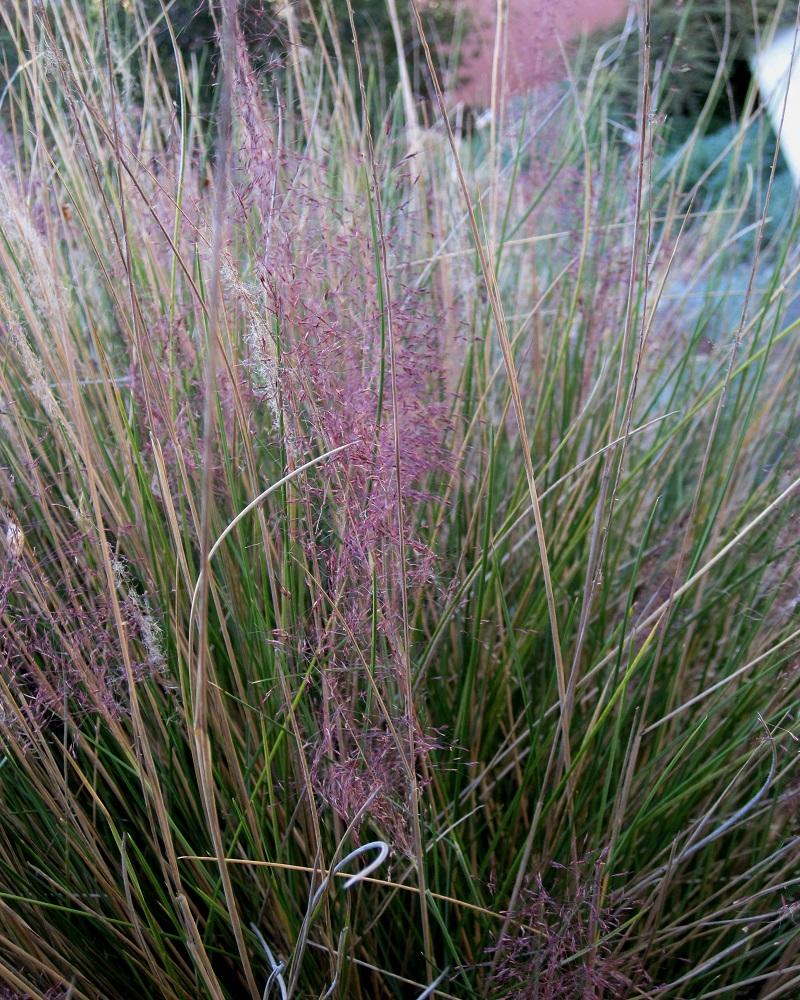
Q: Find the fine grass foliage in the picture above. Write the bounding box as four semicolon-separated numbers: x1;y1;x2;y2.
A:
0;1;799;998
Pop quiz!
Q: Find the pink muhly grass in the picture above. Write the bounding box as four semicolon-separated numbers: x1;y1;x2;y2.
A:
310;714;440;852
233;60;450;611
0;530;167;749
488;861;646;999
230;32;450;844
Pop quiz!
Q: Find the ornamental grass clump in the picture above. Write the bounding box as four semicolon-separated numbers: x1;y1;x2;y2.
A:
487;861;644;1000
0;1;799;998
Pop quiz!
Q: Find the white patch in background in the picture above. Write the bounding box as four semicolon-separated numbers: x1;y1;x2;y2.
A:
752;27;800;187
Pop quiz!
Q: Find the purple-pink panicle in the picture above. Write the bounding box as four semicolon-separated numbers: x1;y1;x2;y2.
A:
489;863;645;999
0;530;166;749
231;31;450;846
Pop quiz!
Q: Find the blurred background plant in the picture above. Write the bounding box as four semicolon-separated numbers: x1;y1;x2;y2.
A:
591;0;798;132
0;0;456;126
